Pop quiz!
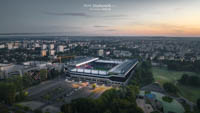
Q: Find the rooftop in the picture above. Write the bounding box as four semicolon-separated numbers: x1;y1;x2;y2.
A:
68;57;138;77
108;59;138;75
68;57;99;67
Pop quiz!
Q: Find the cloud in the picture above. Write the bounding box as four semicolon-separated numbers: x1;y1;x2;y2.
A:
44;12;91;17
44;11;128;19
103;14;128;18
94;25;109;28
103;29;117;32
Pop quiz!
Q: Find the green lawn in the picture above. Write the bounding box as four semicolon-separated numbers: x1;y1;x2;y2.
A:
152;67;200;103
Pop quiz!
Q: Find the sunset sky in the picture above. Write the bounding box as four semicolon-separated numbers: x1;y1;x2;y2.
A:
0;0;200;36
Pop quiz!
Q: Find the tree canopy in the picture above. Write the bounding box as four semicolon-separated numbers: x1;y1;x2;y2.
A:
61;85;143;113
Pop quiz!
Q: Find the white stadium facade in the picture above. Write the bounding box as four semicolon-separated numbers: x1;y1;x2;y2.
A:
65;57;138;86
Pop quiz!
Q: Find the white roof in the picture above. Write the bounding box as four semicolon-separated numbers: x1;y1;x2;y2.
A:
69;57;99;67
95;60;122;64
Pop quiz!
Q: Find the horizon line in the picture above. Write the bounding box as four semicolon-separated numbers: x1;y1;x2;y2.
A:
0;32;200;38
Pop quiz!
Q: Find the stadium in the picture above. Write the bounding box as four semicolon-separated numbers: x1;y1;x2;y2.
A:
65;57;138;86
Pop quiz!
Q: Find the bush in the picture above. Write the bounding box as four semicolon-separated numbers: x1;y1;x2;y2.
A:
92;84;96;89
24;106;31;111
145;90;151;94
14;104;24;109
162;96;173;103
179;74;200;87
34;109;43;113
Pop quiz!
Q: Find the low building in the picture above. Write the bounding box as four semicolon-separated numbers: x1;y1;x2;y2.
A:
35;43;40;48
113;50;132;57
0;64;23;79
98;49;104;56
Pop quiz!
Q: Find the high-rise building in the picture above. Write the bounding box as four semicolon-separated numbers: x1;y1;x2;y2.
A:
57;45;64;52
7;43;13;50
42;44;47;50
41;50;47;56
49;44;54;50
22;43;28;48
0;44;5;49
35;43;40;48
49;50;55;56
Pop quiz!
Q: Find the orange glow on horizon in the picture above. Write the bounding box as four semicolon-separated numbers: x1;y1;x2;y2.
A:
112;24;200;36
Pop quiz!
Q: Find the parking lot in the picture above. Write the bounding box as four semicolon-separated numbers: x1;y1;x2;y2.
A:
20;77;111;113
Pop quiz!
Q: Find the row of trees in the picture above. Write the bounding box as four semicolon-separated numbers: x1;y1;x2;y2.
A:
163;82;178;96
178;74;200;87
0;82;16;104
166;60;200;73
0;68;60;105
129;61;154;87
61;85;143;113
0;75;32;105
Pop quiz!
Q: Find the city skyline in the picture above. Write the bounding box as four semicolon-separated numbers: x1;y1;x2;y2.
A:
1;0;200;37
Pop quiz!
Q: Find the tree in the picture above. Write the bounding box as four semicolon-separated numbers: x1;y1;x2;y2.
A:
197;98;200;110
0;104;9;113
129;61;154;87
92;83;96;89
141;61;152;70
40;69;48;81
7;75;23;91
60;86;143;113
34;109;43;113
150;111;160;113
71;98;97;113
179;74;189;84
188;76;200;86
163;82;178;95
179;74;200;87
61;103;72;113
0;82;16;104
162;96;173;103
22;73;33;88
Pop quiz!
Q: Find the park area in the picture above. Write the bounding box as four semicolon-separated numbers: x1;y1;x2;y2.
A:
138;91;185;113
152;67;200;103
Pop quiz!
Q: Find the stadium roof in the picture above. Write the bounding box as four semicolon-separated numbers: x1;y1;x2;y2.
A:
95;60;122;64
67;57;138;78
108;59;138;75
69;57;99;67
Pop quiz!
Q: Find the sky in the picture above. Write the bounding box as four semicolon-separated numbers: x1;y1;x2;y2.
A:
0;0;200;37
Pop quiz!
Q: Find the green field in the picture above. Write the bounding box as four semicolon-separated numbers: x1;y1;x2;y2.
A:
152;67;200;103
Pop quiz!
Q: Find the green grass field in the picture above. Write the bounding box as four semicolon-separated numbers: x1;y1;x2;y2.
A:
152;67;200;103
